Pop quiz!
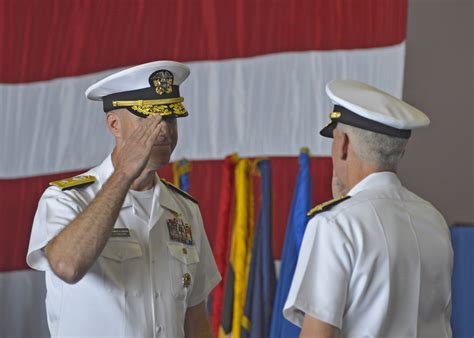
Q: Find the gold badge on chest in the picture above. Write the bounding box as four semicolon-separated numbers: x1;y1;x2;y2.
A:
182;272;192;288
167;215;194;245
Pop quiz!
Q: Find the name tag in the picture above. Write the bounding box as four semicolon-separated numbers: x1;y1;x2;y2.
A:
111;228;130;237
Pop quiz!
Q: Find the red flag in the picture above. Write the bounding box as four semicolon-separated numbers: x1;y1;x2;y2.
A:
211;154;238;336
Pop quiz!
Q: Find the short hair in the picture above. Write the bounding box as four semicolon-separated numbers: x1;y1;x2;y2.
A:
337;123;408;171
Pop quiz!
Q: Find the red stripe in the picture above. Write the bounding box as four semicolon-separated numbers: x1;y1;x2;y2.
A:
0;157;332;272
0;0;407;83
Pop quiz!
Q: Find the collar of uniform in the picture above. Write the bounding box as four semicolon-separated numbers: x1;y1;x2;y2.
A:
92;154;184;212
348;171;401;196
94;154;115;184
157;178;183;214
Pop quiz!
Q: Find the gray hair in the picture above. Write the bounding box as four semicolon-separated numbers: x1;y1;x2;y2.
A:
336;123;408;171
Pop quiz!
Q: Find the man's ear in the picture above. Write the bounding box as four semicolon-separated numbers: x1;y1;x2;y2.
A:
334;129;349;161
341;132;349;160
105;111;121;139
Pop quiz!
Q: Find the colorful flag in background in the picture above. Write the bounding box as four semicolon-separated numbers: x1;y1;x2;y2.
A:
270;149;312;338
242;159;276;338
172;159;192;192
220;159;255;338
211;154;238;335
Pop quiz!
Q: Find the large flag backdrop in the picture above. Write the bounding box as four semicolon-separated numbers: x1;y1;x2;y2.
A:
0;0;408;335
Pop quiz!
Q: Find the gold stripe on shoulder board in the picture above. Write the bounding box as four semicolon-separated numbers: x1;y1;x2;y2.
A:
49;175;96;191
160;178;198;204
307;195;351;217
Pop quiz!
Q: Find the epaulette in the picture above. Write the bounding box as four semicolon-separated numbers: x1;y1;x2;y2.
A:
161;178;198;204
307;195;351;218
49;175;96;191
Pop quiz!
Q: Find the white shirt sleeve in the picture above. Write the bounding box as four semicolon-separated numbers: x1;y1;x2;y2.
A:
26;188;85;272
283;216;353;329
186;205;221;307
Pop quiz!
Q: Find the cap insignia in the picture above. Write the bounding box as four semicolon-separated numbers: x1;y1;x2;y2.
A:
149;70;173;96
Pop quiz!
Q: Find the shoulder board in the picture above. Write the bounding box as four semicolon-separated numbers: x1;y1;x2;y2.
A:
49;175;96;191
307;195;351;218
160;179;198;204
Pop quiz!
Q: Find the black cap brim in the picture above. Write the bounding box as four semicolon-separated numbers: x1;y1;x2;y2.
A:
319;121;337;138
319;105;412;139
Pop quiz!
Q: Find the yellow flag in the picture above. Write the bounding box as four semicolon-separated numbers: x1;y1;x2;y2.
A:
219;158;255;338
231;159;255;337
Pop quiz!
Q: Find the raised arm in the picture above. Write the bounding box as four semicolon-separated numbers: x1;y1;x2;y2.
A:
45;113;164;283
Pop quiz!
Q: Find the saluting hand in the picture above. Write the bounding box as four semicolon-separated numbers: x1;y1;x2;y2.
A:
113;114;164;181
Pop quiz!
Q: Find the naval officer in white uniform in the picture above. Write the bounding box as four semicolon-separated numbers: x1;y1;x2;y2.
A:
283;80;453;338
27;61;220;337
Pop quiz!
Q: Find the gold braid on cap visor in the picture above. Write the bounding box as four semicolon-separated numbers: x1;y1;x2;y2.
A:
112;97;187;117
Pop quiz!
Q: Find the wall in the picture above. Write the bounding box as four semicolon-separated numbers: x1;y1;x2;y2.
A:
399;0;473;225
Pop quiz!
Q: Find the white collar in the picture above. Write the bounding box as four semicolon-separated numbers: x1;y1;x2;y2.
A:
94;154;115;185
348;171;401;197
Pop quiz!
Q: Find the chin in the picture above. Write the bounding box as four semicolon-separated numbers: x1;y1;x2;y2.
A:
148;147;172;170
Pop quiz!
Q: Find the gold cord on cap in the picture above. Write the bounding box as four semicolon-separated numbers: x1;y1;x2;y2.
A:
112;97;184;107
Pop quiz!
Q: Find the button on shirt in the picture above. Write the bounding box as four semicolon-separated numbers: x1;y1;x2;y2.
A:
283;172;453;337
27;155;221;337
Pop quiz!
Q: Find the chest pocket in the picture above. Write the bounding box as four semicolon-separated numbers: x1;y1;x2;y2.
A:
167;242;200;300
100;238;143;294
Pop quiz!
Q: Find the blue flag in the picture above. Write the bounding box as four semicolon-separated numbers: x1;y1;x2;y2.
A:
269;149;312;338
241;159;276;338
450;225;474;338
179;171;189;192
173;159;191;192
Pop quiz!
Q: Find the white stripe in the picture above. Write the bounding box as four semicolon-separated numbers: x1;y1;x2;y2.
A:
0;270;49;337
0;43;405;178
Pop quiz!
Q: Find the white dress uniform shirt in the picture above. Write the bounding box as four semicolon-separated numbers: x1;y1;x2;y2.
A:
27;155;221;337
284;172;453;337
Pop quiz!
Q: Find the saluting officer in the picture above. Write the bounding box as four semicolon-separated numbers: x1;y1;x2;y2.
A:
27;61;220;338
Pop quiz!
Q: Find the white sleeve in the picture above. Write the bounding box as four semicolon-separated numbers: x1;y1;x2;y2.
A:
186;205;221;307
283;216;353;329
26;188;84;272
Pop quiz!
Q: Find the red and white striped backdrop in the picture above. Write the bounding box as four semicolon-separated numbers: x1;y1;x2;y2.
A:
0;0;408;335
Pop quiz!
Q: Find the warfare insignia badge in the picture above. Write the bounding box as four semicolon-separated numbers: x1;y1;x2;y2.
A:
149;69;173;95
167;216;194;245
182;272;192;288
